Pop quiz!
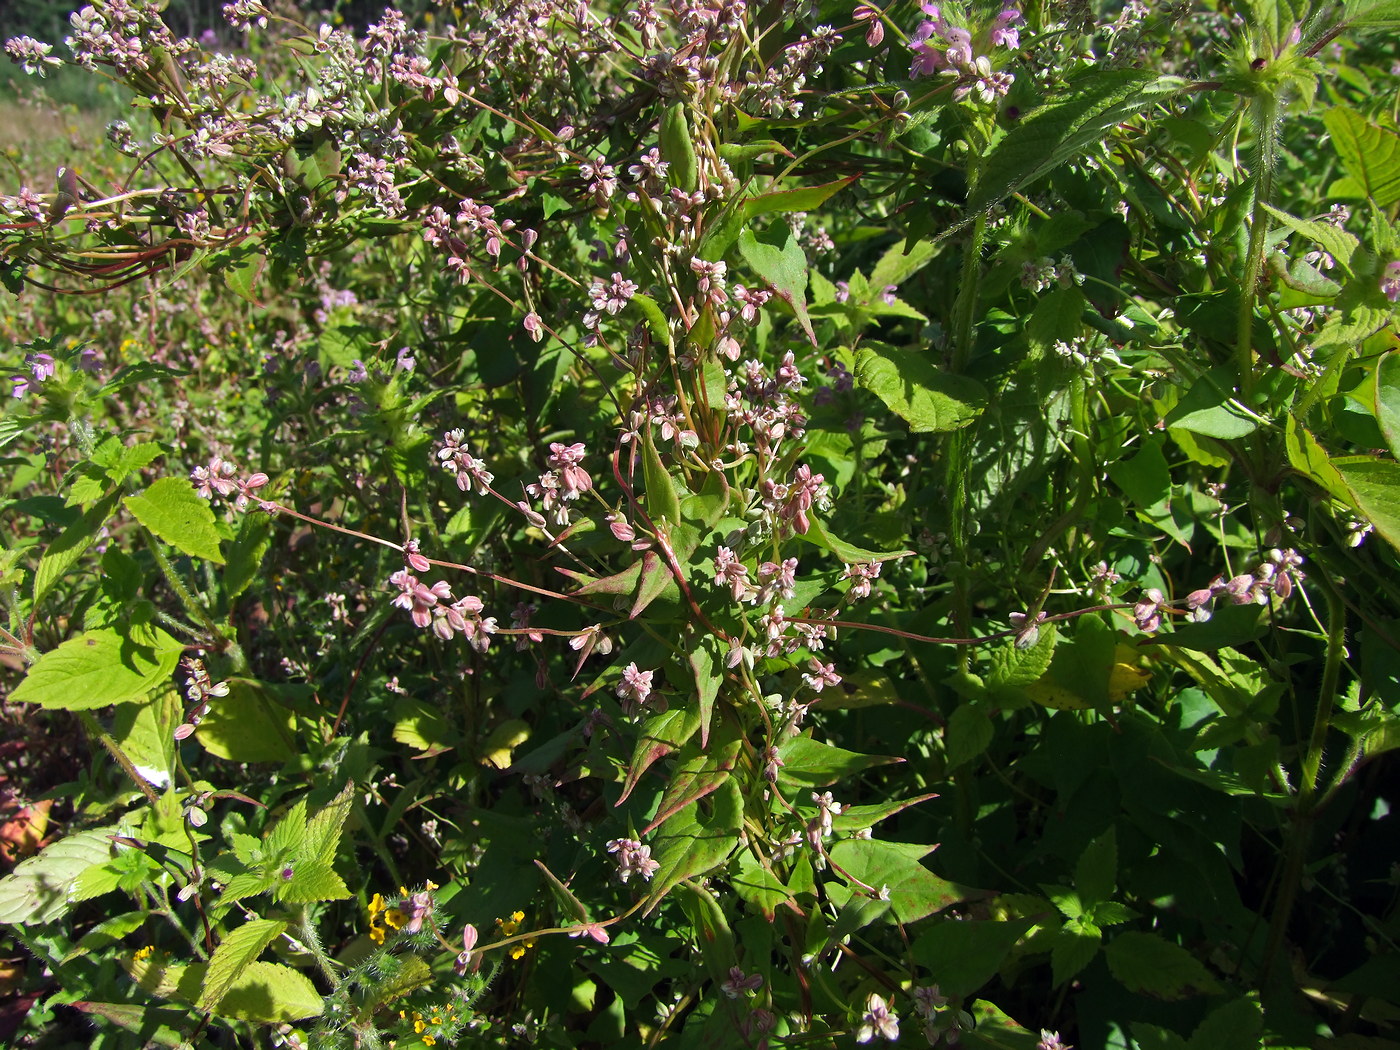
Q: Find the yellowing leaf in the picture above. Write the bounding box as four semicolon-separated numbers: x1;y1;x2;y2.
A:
480;719;530;769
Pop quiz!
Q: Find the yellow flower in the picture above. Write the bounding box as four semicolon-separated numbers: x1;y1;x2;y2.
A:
496;910;524;936
368;892;405;944
133;946;154;961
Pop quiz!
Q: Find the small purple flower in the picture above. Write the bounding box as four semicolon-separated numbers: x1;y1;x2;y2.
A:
856;993;900;1043
721;966;764;999
1381;260;1400;302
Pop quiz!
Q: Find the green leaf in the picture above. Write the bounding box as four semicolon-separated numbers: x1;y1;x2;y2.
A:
278;861;350;903
619;705;702;805
303;781;355;866
688;634;722;747
629;550;675;619
1027;288;1086;355
1285;416;1351;501
195;678;298;763
642;733;743;835
732;849;794;920
214;961;323;1022
224;511;274;602
222;238;267;304
1323;106;1400;207
124;477;225;565
830;794;940;835
1262;204;1359;273
1373;352;1400;460
1163;367;1259;438
67;1002;188;1048
0;826;120;924
737;226;816;346
1107;438;1171;509
988;625;1058;690
965;71;1186;221
1187;997;1263;1050
775;734;901;790
1052;921;1101;986
33;494;120;607
945;703;994;770
1343;0;1400;26
642;779;743;915
198;918;288;1012
1075;828;1117;906
63;911;148;961
1104;931;1222;999
641;428;682;526
660;102;698;192
869;239;939;291
10;625;183;710
853;343;987;433
910;918;1037;998
111;687;178;791
1333;457;1400;551
828;839;973;924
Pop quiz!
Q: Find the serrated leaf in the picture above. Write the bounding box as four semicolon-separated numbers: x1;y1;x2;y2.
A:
303;781;354;866
1105;931;1222;999
945;703;994;770
0;826;120;924
853;344;987;433
67;1002;188;1047
1262;204;1359;273
224;511;273;602
195;678;297;763
988;626;1058;688
1052;921;1101;986
33;494;120;607
10;625;183;710
1075;828;1117;906
124;477;224;564
64;911;148;961
965;71;1186;222
198;918;287;1011
215;961;323;1022
279;861;350;903
1187;997;1263;1050
869;239;939;291
1323;106;1400;207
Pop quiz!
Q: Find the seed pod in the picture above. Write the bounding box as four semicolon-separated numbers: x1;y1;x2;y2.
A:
660;102;698;193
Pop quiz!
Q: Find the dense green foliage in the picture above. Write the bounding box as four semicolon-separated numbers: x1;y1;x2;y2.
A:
2;0;1400;1048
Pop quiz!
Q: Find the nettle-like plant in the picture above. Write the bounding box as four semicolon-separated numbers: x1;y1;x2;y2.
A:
2;0;1400;1047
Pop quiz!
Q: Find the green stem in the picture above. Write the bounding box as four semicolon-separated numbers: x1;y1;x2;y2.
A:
1236;94;1280;396
1261;575;1345;982
141;525;221;639
298;904;342;990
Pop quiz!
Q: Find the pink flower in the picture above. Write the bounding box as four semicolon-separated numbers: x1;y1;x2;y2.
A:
455;924;481;975
606;838;660;882
390;570;450;629
548;442;593;499
616;662;656;714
